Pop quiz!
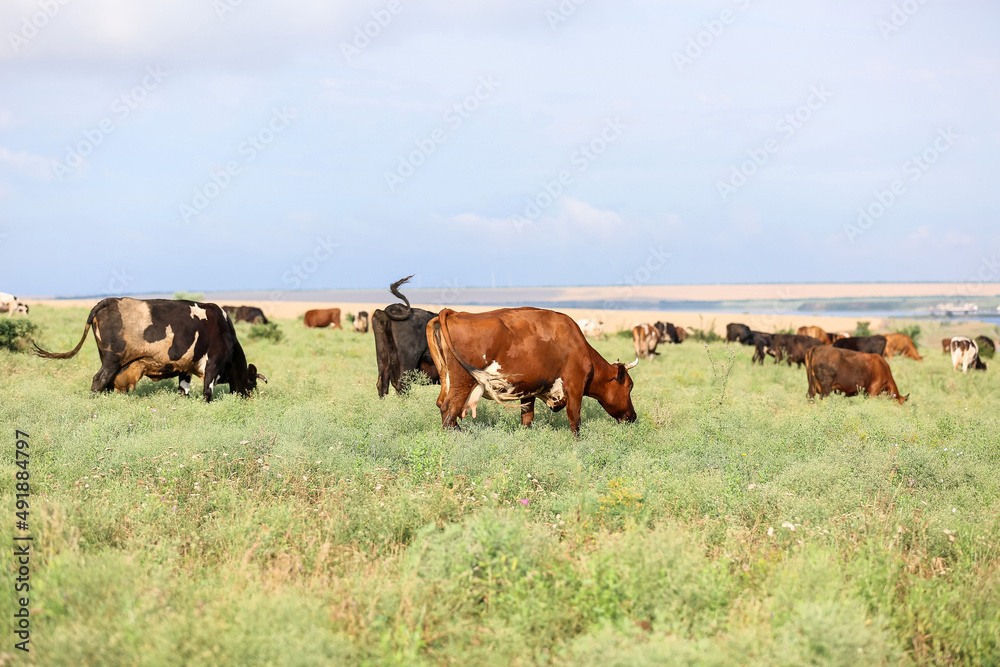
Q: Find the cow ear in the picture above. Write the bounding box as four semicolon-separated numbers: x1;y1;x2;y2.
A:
616;364;626;383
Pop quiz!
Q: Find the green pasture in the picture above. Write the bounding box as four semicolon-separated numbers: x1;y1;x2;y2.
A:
1;306;998;665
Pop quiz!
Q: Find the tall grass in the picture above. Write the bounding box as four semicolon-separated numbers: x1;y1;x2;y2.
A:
2;305;999;665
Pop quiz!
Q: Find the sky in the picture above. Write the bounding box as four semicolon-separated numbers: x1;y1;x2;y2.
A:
1;0;998;297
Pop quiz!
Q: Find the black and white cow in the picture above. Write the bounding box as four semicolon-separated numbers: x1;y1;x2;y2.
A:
0;292;29;317
34;297;266;401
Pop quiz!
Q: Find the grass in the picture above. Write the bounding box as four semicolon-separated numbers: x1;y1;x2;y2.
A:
2;305;999;665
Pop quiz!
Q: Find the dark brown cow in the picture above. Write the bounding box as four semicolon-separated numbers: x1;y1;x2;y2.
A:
33;298;265;401
941;337;953;354
833;335;887;356
751;331;774;364
222;305;269;325
426;307;637;436
883;333;922;361
653;321;682;344
726;323;753;345
675;326;688;342
372;276;439;397
304;308;342;329
632;323;660;359
771;334;824;367
805;346;907;404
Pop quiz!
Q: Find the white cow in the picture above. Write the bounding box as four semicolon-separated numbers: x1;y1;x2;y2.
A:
576;318;605;339
0;292;28;317
950;336;986;372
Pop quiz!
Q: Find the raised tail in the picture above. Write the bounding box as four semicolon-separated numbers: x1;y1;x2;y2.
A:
385;274;415;321
33;299;111;359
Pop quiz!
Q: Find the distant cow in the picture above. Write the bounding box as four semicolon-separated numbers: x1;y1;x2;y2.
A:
771;334;824;368
632;323;661;359
726;323;753;345
304;308;342;329
0;292;28;317
675;326;688;342
222;305;268;325
833;335;887;356
653;321;681;344
975;335;995;359
883;333;922;361
372;276;439;397
797;325;832;344
426;307;637;436
33;298;265;401
805;346;907;404
577;319;605;338
950;337;987;372
751;331;774;364
353;311;370;334
941;337;952;354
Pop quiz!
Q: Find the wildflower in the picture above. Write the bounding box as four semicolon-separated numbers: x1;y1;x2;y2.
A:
519;498;529;506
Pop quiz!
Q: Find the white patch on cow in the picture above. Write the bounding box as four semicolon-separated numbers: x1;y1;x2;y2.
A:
221;309;228;321
467;360;522;408
179;378;191;395
190;304;208;320
196;353;208;375
542;377;566;409
950;337;978;373
208;380;215;394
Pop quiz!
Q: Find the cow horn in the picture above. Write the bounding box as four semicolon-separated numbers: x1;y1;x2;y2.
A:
256;373;269;383
623;358;639;370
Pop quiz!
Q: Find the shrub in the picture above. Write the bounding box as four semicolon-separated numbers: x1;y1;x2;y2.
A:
0;319;40;353
346;312;355;324
854;321;871;337
689;318;723;343
174;291;204;301
895;323;921;346
247;322;283;343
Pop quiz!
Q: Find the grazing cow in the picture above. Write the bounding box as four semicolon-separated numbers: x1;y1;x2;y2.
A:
372;276;440;397
632;323;661;359
950;337;987;372
941;337;953;354
675;326;688;342
796;325;832;344
751;331;774;364
805;346;907;404
222;305;269;325
577;319;605;339
352;311;370;334
771;334;824;368
726;323;753;345
883;333;923;361
833;335;887;356
975;335;995;359
0;292;28;317
653;321;681;344
304;308;342;329
426;307;637;436
33;298;265;401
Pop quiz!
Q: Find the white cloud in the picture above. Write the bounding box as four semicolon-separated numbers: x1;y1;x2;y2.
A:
0;147;52;179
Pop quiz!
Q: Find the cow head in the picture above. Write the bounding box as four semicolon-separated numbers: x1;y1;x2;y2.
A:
597;358;638;423
228;345;268;397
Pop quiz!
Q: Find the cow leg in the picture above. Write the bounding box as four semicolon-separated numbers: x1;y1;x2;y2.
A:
91;357;120;393
201;358;219;402
178;373;193;396
566;394;583;437
520;397;536;427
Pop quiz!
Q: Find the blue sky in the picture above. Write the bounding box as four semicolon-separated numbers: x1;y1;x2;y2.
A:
1;0;998;296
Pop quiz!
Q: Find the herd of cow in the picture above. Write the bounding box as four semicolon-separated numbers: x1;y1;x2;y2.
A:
16;278;995;436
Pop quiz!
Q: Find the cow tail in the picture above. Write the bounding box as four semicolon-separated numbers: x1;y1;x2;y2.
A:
33;299;110;359
427;313;449;391
436;308;521;410
385;274;413;322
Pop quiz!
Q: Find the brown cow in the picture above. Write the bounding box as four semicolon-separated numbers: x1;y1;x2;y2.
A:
797;325;832;344
805;346;907;404
941;337;953;354
632;323;660;359
304;308;342;329
883;333;923;361
426;307;637;436
771;334;824;367
675;326;688;342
